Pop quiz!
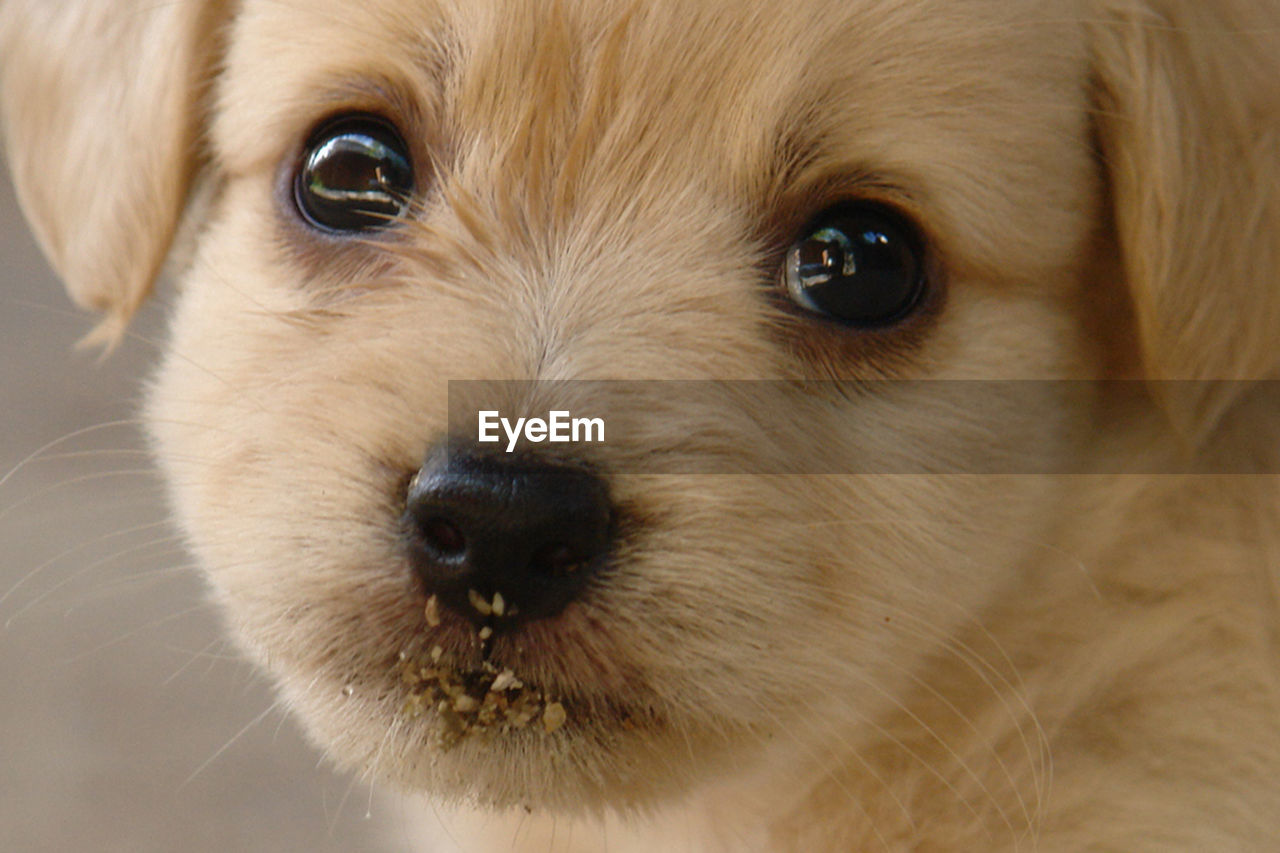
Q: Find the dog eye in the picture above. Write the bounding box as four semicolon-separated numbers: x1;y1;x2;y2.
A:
783;203;926;326
294;116;414;233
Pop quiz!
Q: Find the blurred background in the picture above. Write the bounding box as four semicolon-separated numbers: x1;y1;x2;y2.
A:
0;160;417;851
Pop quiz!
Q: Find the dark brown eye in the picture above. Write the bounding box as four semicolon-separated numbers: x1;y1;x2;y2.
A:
294;115;414;233
784;203;926;326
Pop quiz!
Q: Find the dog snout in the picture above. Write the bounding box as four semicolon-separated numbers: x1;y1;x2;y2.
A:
402;448;614;626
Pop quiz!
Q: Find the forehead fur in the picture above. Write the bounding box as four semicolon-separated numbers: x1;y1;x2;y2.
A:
216;0;1095;283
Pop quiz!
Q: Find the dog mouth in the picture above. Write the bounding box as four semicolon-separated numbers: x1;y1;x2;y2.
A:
396;598;572;748
389;592;662;753
397;645;567;747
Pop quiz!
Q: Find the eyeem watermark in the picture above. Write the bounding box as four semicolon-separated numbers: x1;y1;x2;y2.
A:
478;410;606;453
451;380;1280;473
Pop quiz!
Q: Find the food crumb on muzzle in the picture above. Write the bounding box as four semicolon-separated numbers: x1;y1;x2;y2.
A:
541;701;567;734
423;594;442;628
398;650;564;749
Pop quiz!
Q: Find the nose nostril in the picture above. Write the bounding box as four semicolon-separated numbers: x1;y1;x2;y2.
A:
421;517;467;558
530;542;584;578
404;449;615;624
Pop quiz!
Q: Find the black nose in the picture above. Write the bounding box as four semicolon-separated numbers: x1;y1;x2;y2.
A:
402;448;614;625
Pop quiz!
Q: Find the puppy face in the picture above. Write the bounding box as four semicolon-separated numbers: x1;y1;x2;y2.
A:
5;0;1279;827
143;0;1098;809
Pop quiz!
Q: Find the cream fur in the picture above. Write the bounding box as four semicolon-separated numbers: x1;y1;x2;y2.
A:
3;0;1279;849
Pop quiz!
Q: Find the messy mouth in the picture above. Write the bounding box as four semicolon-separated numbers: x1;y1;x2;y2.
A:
397;593;568;748
398;645;567;749
394;589;581;747
396;594;662;751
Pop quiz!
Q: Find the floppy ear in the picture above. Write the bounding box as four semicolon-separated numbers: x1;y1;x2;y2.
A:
1088;0;1280;438
0;0;229;345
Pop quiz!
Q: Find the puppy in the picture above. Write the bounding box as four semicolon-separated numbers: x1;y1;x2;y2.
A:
4;0;1279;849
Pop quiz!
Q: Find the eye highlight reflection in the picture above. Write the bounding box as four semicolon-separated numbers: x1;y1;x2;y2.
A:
784;203;926;327
294;115;415;233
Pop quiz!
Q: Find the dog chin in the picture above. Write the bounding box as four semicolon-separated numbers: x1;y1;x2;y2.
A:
292;659;718;814
267;583;718;811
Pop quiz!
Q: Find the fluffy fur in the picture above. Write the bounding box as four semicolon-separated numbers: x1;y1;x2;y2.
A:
3;0;1279;849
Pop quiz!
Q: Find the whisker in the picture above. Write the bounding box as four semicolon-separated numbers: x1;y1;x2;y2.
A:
326;765;364;839
60;601;212;665
742;696;902;852
0;470;165;537
180;699;285;789
0;419;150;493
161;637;238;686
58;545;194;617
770;580;1052;810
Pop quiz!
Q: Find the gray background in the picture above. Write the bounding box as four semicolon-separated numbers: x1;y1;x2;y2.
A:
0;161;414;851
